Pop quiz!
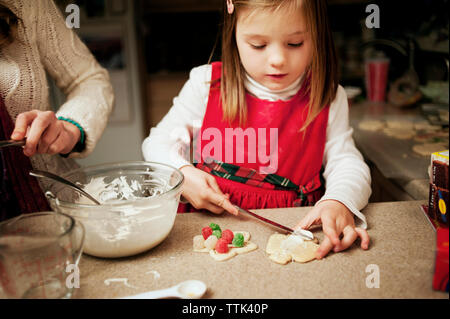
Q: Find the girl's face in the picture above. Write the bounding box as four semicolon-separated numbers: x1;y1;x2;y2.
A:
235;5;312;91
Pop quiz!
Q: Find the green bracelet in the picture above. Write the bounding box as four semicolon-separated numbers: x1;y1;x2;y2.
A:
57;116;85;144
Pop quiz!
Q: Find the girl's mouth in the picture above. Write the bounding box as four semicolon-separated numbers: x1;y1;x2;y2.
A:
267;74;287;80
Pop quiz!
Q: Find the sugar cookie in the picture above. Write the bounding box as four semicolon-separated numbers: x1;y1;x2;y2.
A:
386;120;414;130
383;128;415;139
358;120;385;131
209;248;237;261
233;242;257;255
290;241;320;263
265;233;287;254
266;233;319;265
193;224;257;261
412;143;447;156
414;122;441;131
269;251;292;265
414;131;449;143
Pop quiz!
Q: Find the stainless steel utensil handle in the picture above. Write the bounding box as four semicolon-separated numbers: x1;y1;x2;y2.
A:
0;139;26;148
235;205;294;233
235;205;314;240
29;170;101;205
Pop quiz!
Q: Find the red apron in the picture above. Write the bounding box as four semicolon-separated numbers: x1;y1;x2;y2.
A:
178;62;329;212
0;95;50;221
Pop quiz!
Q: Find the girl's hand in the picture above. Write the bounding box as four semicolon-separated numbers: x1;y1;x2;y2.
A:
180;165;239;216
11;110;80;157
294;199;369;259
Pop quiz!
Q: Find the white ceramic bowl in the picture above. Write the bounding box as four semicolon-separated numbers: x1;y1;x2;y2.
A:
46;161;183;258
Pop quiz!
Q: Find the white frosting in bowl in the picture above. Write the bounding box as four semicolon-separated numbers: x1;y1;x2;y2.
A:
54;172;180;258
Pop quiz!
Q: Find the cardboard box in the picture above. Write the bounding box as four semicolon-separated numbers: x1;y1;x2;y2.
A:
428;150;449;227
431;150;449;189
432;227;449;292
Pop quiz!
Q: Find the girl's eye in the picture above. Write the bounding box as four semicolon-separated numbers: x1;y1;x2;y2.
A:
250;44;266;49
288;42;303;47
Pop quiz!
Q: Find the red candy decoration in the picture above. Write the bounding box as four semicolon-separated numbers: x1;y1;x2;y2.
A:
202;226;213;240
215;238;229;254
222;229;234;244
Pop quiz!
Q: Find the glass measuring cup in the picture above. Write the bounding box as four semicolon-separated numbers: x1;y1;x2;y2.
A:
0;212;85;299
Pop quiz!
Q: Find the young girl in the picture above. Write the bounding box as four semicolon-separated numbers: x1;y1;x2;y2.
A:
142;0;371;259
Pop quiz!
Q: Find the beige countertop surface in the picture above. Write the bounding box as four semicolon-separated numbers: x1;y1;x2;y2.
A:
74;200;447;299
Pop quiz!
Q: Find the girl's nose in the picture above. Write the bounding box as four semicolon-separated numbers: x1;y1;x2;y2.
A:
268;47;286;68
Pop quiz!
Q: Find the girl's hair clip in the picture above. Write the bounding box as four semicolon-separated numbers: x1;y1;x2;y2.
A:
227;0;234;14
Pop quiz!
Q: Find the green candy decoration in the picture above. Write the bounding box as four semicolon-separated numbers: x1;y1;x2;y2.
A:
212;229;222;239
232;233;244;247
209;223;221;231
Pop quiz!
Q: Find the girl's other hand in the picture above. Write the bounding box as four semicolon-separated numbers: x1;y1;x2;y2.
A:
180;165;239;216
294;199;369;259
11;110;80;156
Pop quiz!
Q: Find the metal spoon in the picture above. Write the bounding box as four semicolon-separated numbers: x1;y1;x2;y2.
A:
29;170;101;205
120;280;207;299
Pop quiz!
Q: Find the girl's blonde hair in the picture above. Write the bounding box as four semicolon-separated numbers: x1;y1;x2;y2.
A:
0;4;19;48
219;0;338;130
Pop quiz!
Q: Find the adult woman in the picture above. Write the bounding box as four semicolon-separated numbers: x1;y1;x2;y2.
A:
0;0;114;221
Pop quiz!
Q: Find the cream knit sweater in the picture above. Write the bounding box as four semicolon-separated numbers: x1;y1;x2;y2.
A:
0;0;114;177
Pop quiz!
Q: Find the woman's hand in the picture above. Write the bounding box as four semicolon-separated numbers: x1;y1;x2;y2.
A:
180;165;238;215
10;110;80;156
294;199;369;259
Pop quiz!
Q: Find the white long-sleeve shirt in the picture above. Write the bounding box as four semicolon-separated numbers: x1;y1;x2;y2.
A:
142;64;371;228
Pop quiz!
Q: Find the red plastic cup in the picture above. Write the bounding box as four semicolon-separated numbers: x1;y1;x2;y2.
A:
365;57;390;102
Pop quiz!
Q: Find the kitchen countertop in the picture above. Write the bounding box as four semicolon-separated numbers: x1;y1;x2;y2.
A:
349;101;448;200
74;200;447;299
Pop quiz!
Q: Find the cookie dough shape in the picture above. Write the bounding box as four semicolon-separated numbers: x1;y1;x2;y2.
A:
266;234;319;265
412;143;448;156
414;121;441;132
383;127;415;140
193;231;257;261
358;120;385;131
414;130;449;143
209;242;258;261
386;120;414;130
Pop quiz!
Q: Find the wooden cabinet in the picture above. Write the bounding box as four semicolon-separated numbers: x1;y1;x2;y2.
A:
144;72;189;131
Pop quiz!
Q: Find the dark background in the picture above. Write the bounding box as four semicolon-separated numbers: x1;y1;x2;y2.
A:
138;0;449;87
